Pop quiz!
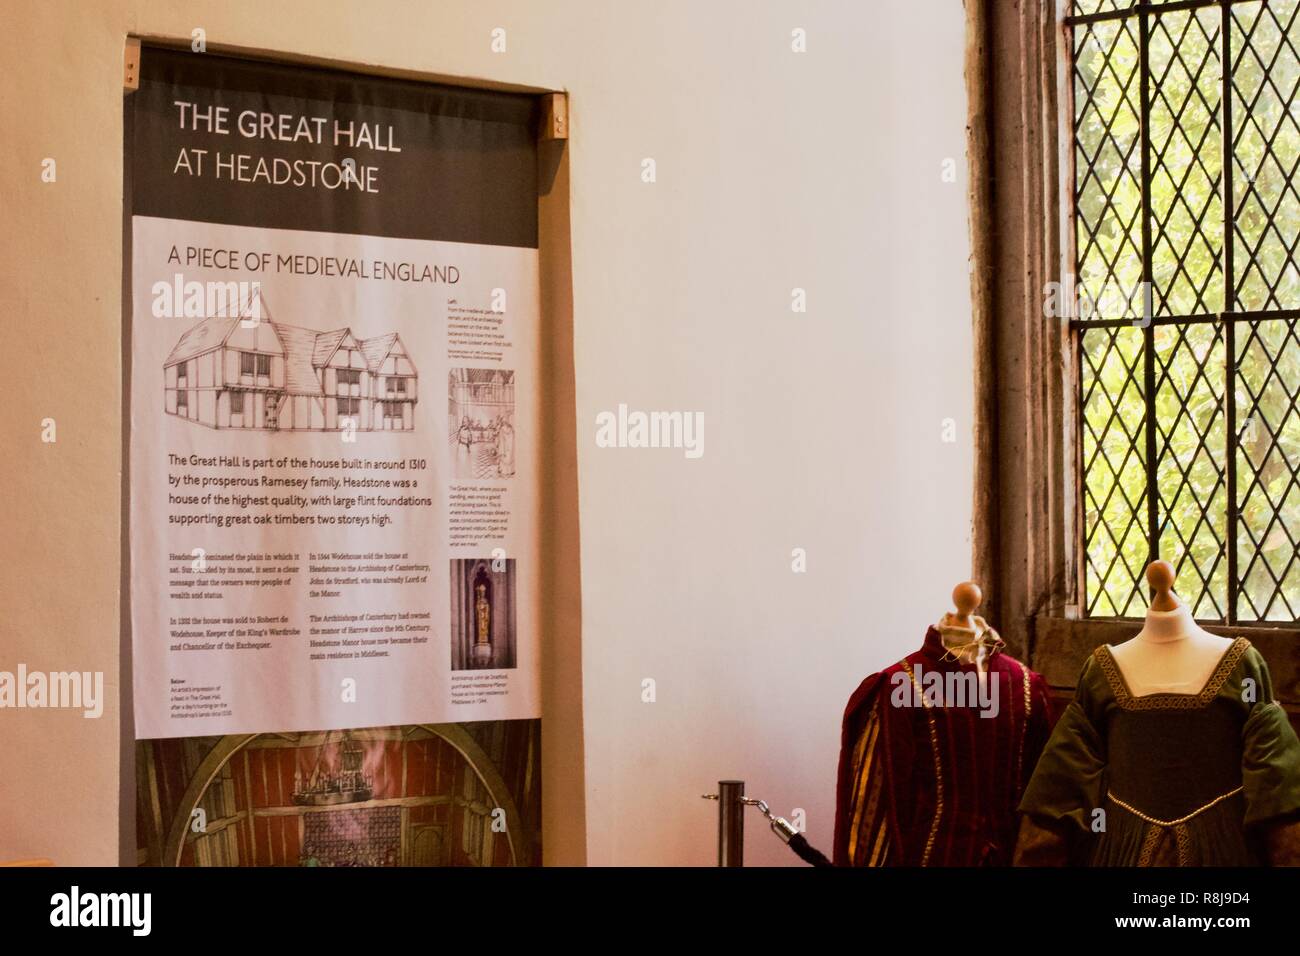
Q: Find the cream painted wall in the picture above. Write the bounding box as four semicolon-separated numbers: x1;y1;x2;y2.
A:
0;0;972;866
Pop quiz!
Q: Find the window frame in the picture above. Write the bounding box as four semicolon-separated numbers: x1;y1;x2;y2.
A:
1063;0;1300;627
978;0;1300;706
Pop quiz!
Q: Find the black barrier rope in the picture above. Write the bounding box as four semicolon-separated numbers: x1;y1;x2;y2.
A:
702;786;834;867
786;832;833;868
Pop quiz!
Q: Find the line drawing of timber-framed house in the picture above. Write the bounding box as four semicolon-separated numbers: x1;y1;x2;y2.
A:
163;299;418;432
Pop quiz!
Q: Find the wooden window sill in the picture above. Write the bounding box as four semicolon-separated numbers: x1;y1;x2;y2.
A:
1032;615;1300;712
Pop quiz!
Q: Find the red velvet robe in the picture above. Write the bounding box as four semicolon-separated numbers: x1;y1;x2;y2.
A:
833;627;1053;866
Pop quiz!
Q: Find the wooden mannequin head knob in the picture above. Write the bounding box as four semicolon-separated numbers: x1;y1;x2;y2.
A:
951;581;982;627
1146;560;1180;611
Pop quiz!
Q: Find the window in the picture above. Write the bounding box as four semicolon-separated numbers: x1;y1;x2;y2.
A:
177;389;188;411
256;354;271;376
337;397;358;416
230;391;244;415
337;368;361;389
1068;0;1299;623
240;351;255;376
177;362;187;386
388;377;407;395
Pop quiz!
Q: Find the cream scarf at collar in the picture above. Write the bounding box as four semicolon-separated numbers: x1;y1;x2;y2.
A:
935;613;1005;680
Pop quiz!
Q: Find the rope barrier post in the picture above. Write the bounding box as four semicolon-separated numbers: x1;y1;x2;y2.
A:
717;779;745;867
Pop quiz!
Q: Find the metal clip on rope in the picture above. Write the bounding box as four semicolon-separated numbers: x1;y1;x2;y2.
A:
702;780;832;867
740;797;801;843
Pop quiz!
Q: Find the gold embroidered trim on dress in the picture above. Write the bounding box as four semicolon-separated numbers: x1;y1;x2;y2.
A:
1119;787;1243;867
1136;824;1163;867
1109;786;1244;827
1133;823;1194;866
1175;823;1192;866
1015;661;1031;785
902;661;943;867
1094;637;1251;710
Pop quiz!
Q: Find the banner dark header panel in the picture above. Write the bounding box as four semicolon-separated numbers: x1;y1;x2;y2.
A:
131;47;540;248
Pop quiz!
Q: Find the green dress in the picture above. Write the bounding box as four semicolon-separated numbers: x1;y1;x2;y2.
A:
1019;638;1300;866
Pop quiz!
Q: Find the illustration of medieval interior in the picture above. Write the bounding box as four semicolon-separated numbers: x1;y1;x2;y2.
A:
450;557;518;671
164;301;417;432
135;721;539;867
448;368;516;478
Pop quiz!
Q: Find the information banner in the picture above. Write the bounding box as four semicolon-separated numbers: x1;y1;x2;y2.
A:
128;49;542;739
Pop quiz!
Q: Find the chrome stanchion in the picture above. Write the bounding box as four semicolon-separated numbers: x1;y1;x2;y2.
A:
702;780;746;867
703;782;833;867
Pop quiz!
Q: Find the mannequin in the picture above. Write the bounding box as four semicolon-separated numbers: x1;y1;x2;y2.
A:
949;581;981;628
834;580;1051;866
1014;559;1300;866
1107;560;1234;697
934;581;1002;681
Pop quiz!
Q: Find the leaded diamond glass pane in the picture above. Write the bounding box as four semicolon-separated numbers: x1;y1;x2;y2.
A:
1081;327;1149;617
1236;318;1300;619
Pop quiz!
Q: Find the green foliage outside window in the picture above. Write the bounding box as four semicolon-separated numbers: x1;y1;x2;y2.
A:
1071;0;1298;621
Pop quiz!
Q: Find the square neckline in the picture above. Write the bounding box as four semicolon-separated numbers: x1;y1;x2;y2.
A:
1094;637;1251;711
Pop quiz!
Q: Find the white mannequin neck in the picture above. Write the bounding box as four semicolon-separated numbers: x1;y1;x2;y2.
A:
1109;601;1233;696
1135;603;1200;643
